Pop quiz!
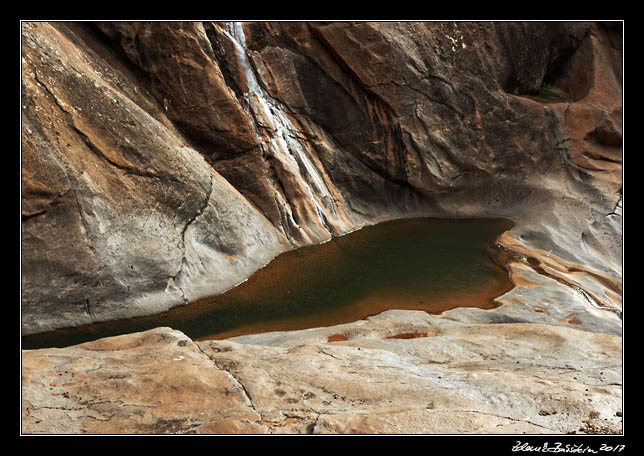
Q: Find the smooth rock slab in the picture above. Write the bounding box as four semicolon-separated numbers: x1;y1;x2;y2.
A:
21;311;622;434
21;328;262;434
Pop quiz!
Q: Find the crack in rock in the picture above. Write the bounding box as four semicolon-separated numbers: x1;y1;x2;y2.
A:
193;342;258;415
33;70;181;185
451;409;558;432
171;173;214;304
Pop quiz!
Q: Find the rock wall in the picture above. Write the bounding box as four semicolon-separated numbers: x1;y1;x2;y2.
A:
21;21;622;337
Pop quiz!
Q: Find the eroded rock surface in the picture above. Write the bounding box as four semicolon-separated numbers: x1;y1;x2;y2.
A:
21;22;290;333
21;21;622;434
22;21;622;333
21;312;622;434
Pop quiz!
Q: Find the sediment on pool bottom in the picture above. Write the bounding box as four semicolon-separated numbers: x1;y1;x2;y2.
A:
22;217;515;349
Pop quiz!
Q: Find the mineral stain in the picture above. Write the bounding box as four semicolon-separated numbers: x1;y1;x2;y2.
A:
22;217;514;349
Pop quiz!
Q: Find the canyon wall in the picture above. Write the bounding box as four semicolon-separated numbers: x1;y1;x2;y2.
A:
21;21;622;336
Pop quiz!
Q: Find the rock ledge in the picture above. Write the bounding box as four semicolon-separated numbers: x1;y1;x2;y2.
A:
21;310;622;434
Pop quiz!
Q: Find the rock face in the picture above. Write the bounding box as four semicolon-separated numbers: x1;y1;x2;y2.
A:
21;22;290;333
22;21;622;334
21;312;622;434
21;21;622;434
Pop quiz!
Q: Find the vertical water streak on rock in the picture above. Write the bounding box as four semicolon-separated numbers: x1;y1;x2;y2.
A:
223;21;334;242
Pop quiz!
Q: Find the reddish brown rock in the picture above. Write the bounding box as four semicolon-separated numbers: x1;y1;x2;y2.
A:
94;22;260;158
21;22;287;333
21;20;621;344
20;21;623;435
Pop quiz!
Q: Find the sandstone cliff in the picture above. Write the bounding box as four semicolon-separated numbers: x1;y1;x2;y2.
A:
21;21;622;435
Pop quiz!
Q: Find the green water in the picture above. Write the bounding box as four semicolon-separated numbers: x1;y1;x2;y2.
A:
22;217;514;349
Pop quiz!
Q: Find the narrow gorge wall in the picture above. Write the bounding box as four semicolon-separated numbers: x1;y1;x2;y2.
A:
21;21;622;336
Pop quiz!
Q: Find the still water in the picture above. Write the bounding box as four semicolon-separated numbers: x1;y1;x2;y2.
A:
22;217;514;349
